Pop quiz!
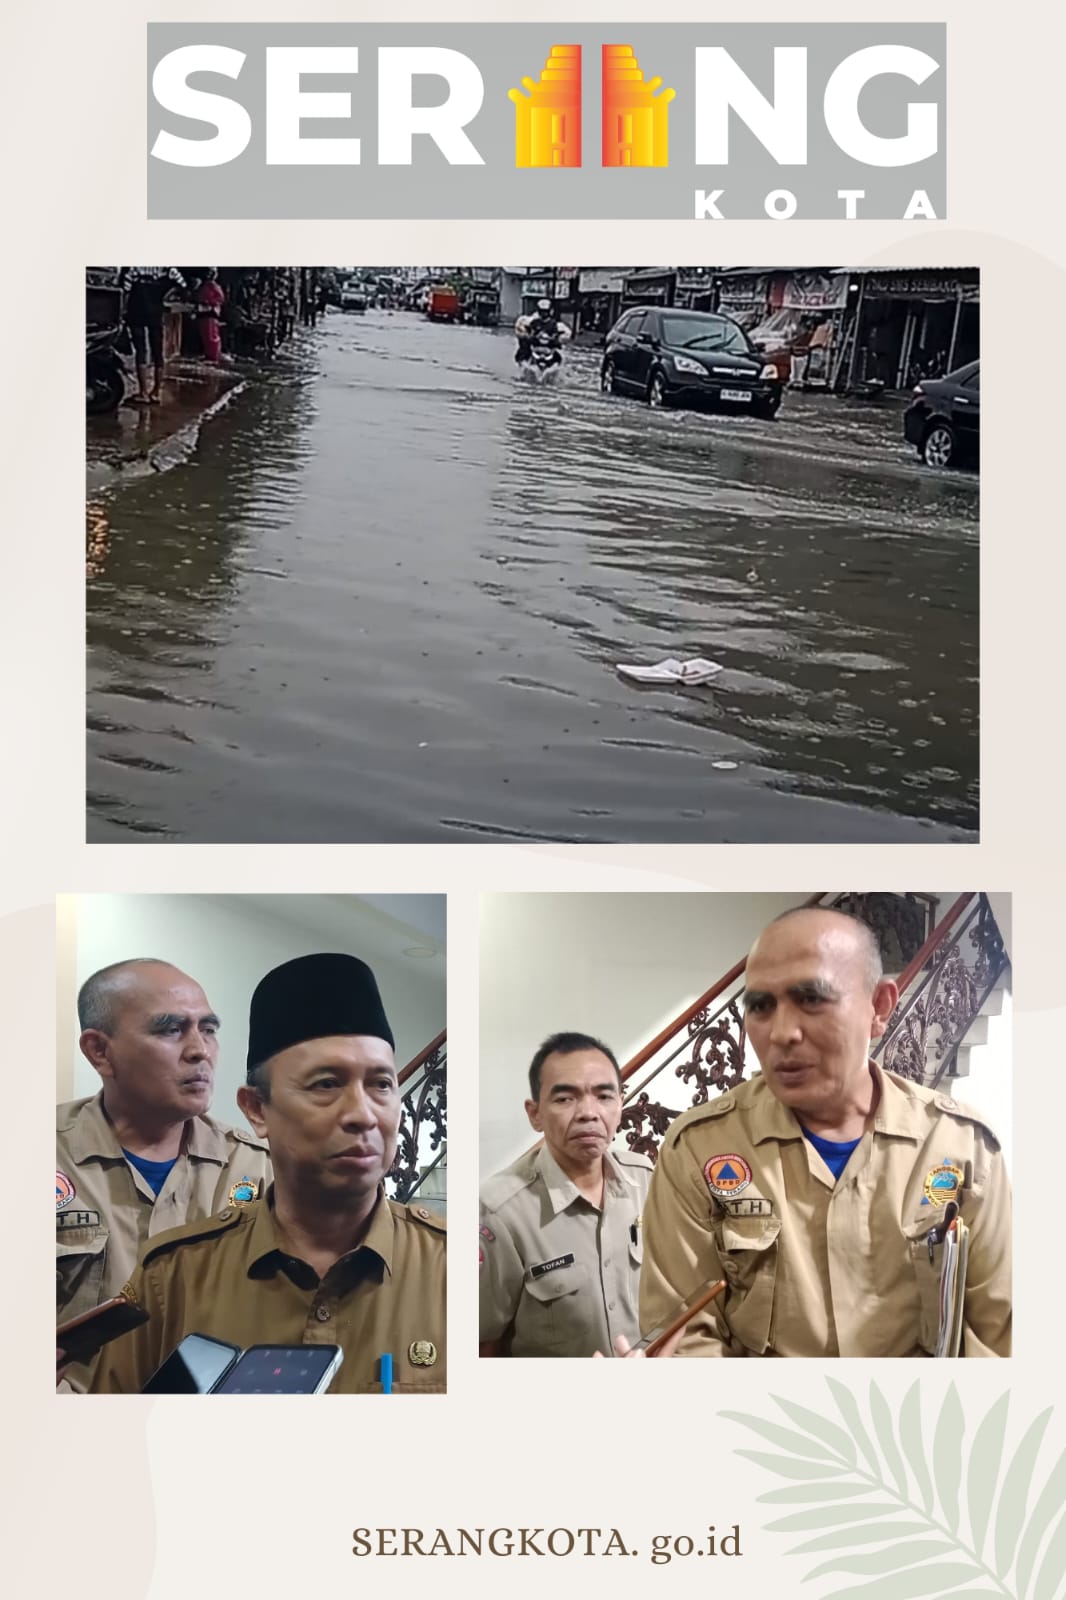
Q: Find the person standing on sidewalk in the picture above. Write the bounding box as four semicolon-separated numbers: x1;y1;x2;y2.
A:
119;266;186;404
196;269;225;363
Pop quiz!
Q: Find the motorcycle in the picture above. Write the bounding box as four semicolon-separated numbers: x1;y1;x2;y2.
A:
86;325;129;414
519;327;564;384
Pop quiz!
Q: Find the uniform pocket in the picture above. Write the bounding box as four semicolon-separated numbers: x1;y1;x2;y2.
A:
713;1214;781;1355
56;1231;108;1320
520;1263;591;1355
902;1213;947;1354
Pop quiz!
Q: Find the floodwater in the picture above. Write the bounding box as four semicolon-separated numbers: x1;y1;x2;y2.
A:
86;311;979;843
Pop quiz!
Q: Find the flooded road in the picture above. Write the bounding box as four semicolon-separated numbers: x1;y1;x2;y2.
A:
86;311;978;843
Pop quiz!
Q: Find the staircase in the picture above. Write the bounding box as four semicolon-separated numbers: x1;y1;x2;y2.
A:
952;970;1010;1082
386;1030;447;1209
617;894;1010;1163
872;893;1009;1089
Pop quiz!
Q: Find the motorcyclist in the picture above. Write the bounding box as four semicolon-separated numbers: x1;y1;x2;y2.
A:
515;298;570;365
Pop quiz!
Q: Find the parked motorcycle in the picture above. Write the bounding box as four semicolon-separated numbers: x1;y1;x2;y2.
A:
86;325;128;414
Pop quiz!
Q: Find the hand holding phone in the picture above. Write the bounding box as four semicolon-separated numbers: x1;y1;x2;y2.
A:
56;1295;150;1367
628;1277;728;1357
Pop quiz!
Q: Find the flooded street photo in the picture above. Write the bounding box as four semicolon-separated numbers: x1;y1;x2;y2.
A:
86;272;979;843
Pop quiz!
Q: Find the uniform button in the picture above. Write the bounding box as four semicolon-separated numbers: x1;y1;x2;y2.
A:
609;1301;616;1311
315;1304;331;1323
416;1207;429;1219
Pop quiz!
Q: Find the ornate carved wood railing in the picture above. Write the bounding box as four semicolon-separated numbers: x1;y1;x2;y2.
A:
387;1029;447;1204
617;894;1005;1163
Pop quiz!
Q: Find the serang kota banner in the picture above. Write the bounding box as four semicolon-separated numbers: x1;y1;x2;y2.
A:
146;23;947;221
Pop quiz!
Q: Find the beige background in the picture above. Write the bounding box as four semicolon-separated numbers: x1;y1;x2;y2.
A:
4;0;1065;1593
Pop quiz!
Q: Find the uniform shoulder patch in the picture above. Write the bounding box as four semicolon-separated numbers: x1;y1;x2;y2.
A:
56;1170;76;1211
931;1092;1002;1151
231;1126;270;1151
479;1158;539;1213
662;1090;738;1149
393;1199;446;1234
614;1147;654;1171
141;1203;247;1267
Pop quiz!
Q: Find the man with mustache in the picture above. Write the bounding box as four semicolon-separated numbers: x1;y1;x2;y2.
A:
480;1032;652;1357
640;907;1011;1358
83;953;446;1393
57;959;271;1325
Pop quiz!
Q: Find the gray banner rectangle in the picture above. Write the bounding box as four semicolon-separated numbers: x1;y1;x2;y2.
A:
147;23;946;220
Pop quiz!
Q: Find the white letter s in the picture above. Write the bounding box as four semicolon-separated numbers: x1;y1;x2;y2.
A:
151;46;251;168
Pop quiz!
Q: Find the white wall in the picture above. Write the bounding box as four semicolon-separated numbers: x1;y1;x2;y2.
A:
59;895;445;1135
479;892;810;1176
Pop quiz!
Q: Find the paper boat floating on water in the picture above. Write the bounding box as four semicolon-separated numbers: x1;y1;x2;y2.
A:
616;656;723;685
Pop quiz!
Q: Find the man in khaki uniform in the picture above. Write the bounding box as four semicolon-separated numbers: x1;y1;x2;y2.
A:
480;1032;652;1358
57;960;271;1323
640;908;1011;1358
84;952;446;1394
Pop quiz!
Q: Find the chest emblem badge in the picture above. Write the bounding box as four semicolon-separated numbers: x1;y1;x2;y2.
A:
704;1153;753;1199
923;1160;964;1206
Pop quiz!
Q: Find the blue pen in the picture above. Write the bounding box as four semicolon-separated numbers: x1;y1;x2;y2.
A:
379;1352;393;1394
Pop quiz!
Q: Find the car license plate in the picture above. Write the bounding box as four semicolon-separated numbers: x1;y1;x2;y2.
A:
720;388;752;402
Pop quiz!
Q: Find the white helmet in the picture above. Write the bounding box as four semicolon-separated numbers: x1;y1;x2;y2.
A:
537;298;552;313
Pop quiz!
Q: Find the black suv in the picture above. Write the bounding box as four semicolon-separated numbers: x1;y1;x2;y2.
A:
903;361;980;469
601;306;784;418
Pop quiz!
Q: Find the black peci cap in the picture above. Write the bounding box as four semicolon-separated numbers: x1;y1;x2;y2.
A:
246;953;394;1078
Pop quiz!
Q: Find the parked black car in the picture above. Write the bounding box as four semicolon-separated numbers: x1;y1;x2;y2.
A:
903;360;980;469
600;306;784;418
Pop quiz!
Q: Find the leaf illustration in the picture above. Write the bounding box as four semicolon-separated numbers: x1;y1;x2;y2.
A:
966;1393;1010;1561
827;1375;882;1476
772;1395;859;1465
723;1381;1065;1600
758;1482;882;1505
720;1411;848;1463
870;1380;910;1501
821;1564;994;1600
994;1408;1052;1577
787;1522;937;1556
900;1379;935;1515
736;1449;847;1481
766;1504;902;1534
1030;1503;1066;1600
804;1538;962;1581
1016;1450;1066;1600
934;1384;965;1534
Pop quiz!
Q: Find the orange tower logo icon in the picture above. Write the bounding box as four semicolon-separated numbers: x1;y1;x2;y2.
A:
509;46;582;168
601;44;674;167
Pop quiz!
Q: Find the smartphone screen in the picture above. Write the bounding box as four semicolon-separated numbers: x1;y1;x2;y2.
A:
211;1344;342;1395
142;1333;240;1394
